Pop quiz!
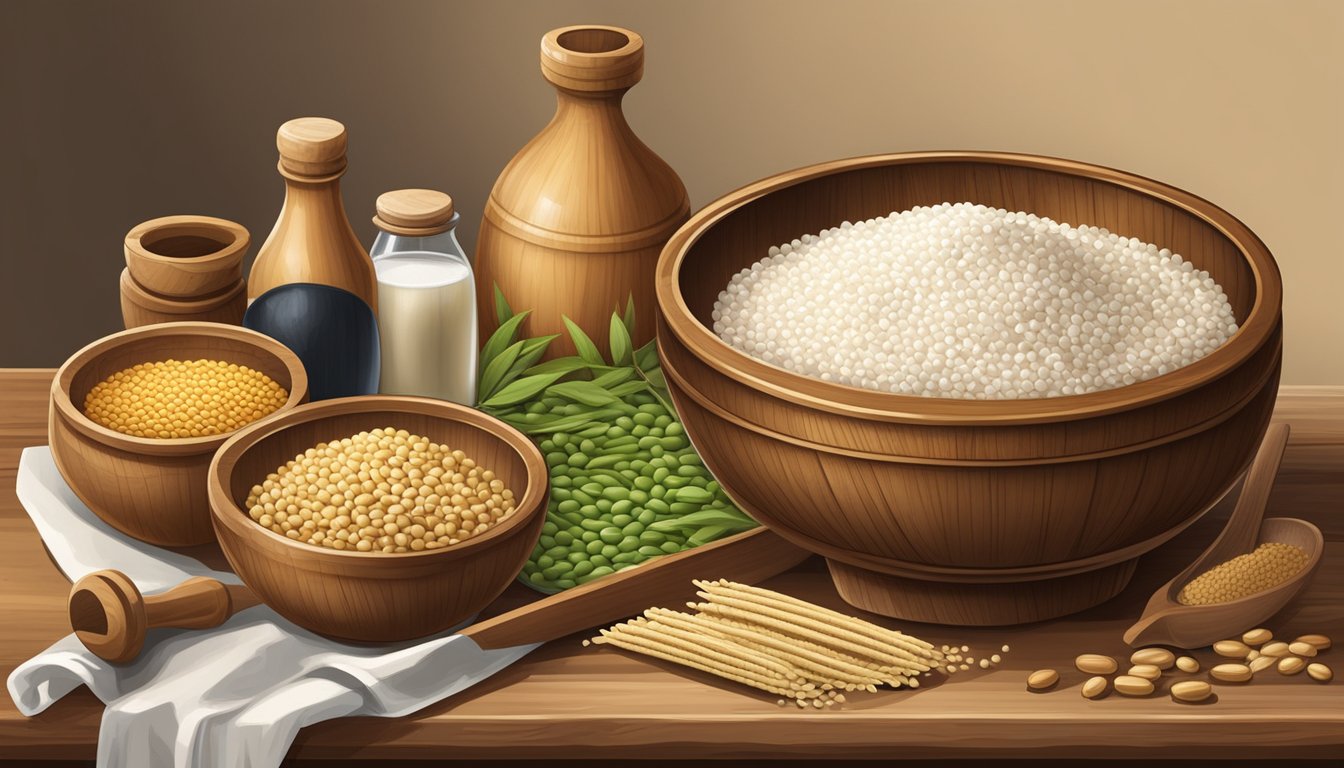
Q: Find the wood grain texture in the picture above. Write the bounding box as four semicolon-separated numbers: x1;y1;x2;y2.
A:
248;118;378;314
123;215;249;298
474;25;689;359
0;374;1340;760
48;323;309;545
119;268;246;329
654;152;1284;624
207;395;549;643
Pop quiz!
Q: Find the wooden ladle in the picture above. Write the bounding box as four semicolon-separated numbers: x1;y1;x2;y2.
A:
1123;423;1324;649
69;527;808;663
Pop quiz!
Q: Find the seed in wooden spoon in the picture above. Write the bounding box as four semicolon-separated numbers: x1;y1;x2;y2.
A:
1027;669;1059;690
1131;648;1175;669
1176;542;1309;605
1295;634;1331;651
1214;640;1252;658
1210;663;1253;682
1278;657;1306;675
1260;641;1290;657
1114;675;1154;696
1170;680;1213;703
1075;654;1118;675
1175;656;1200;673
1242;628;1273;646
1288;641;1318;658
1306;663;1332;682
1127;664;1162;681
1249;656;1276;674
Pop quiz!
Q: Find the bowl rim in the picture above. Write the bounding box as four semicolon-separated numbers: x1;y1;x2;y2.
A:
124;214;250;269
655;150;1283;425
207;394;550;562
51;321;310;456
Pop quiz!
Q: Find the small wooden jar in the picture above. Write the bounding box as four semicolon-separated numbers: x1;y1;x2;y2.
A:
124;215;249;298
120;268;247;328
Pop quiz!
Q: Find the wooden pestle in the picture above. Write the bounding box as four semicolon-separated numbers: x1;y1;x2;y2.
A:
68;570;260;664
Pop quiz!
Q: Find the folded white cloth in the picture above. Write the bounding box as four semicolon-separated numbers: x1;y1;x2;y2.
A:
7;447;539;768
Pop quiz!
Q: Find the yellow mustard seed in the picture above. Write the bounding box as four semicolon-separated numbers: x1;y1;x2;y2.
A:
1177;542;1309;605
84;358;287;439
246;427;517;554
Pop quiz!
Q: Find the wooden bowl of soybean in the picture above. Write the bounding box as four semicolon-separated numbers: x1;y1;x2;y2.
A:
655;151;1283;626
49;322;309;546
207;396;549;643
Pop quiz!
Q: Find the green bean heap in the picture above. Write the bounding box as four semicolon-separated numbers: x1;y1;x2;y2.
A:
477;290;757;592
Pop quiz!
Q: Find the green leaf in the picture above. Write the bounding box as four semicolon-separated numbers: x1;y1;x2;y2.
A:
563;316;606;366
688;525;731;547
524;409;623;434
609;314;633;367
493;283;514;327
479;340;525;401
481;372;566;408
524;356;596;377
622;294;637;337
643;367;667;391
479;310;531;378
649;508;757;533
546;380;620;407
607;380;649;399
634;339;660;372
591;367;634;389
502;334;558;384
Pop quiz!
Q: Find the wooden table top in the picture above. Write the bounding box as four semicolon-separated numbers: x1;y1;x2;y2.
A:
1;370;1341;761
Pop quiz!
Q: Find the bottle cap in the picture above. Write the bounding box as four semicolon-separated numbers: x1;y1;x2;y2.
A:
277;117;348;177
541;25;643;93
373;189;457;236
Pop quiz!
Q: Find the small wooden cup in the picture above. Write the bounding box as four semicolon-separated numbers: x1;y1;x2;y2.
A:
120;268;246;329
49;322;309;546
208;396;549;643
124;215;249;298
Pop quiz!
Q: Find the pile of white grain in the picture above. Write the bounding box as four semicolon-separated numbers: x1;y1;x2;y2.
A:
711;202;1237;399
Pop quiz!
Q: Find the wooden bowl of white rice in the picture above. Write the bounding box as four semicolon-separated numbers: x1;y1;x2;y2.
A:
654;151;1282;625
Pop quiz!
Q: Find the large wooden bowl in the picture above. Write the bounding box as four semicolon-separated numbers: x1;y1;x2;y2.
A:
49;322;309;546
655;151;1283;625
207;396;549;643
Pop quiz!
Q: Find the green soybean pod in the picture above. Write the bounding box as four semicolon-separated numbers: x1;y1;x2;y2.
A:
600;544;621;559
552;431;572;445
545;545;569;560
579;438;597;454
599;527;624;545
621;521;643;538
637;435;660;450
650;485;666;500
633;412;655;426
630;460;650;472
581;482;604;496
637;508;656;525
539;439;557;452
617;536;640;553
545;451;568;466
615;416;635;430
570;490;595;505
677;464;706;478
541;520;558;535
585;539;604;555
539;534;556;549
606;426;625;439
579;518;609;532
633;476;655;492
554;530;574;546
551;474;574;488
631;425;650;437
567;551;588;564
589;554;611;567
647;427;664;438
628;490;649;505
578;566;615;584
580;530;599;543
612;552;642;564
550;488;571;502
638;545;664;557
679;452;703;467
536;555;555;569
644;498;671;515
666;421;685;436
595;499;613;514
541;566;563;581
706;480;721;495
583;455;624;470
660;453;680;469
528;571;548;585
654;414;673;428
557;499;581;515
660;436;686;451
609;499;634;517
652;467;670;484
555;578;577;590
614;461;632;472
610;514;633;527
663;476;690;489
572;560;595;577
660;541;683;554
569;452;590;468
579;503;600;518
649;445;665;458
563;511;586;526
669;502;699;515
639;530;666;545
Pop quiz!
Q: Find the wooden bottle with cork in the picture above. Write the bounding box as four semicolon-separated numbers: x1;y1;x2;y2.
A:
475;25;689;358
249;117;377;312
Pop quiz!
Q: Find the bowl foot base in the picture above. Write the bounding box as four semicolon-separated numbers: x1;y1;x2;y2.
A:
826;557;1137;626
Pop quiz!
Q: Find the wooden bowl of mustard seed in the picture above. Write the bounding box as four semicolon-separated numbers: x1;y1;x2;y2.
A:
49;322;308;546
207;396;549;643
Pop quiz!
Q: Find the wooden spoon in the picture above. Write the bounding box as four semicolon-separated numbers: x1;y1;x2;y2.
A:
1123;423;1324;649
70;527;808;663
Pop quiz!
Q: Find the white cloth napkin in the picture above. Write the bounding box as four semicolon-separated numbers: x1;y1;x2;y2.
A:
7;447;540;768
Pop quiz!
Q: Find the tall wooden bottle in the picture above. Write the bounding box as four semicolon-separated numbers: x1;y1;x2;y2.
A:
475;25;689;357
249;117;378;313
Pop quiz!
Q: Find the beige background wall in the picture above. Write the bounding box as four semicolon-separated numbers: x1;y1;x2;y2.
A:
3;0;1341;379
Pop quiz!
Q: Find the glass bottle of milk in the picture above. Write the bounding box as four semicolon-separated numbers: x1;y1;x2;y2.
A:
370;189;477;405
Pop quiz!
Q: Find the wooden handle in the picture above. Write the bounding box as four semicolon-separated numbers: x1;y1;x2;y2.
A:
69;570;259;664
462;527;810;650
1216;422;1291;556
